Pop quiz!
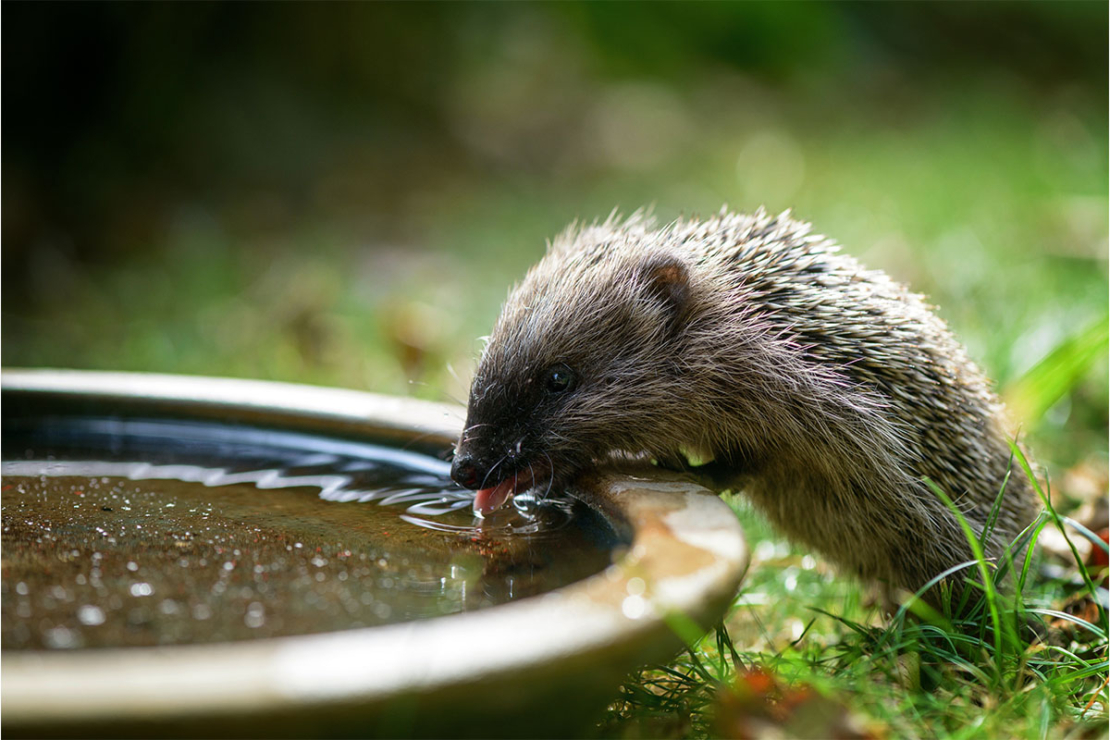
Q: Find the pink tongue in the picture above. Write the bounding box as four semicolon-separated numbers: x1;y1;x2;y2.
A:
473;479;516;516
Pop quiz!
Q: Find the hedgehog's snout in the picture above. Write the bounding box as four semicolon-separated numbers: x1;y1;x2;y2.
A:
452;437;517;490
451;451;483;490
453;431;533;491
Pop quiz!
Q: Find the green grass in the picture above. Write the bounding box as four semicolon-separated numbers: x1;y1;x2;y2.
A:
594;352;1109;738
601;454;1108;739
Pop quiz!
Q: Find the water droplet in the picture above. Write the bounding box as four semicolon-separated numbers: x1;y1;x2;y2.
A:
244;602;265;629
44;626;81;649
129;582;153;597
77;604;106;626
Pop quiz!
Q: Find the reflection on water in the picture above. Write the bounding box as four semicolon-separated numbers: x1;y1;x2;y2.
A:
1;416;618;650
1;458;572;537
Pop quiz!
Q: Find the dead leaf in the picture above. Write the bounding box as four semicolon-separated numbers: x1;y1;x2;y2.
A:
712;666;881;739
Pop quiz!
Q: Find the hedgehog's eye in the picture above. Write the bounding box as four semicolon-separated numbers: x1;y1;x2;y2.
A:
544;364;577;394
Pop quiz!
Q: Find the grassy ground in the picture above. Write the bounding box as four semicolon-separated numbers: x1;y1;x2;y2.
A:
601;457;1108;739
4;48;1107;739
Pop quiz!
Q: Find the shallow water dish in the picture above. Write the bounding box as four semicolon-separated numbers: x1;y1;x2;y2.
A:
1;369;748;738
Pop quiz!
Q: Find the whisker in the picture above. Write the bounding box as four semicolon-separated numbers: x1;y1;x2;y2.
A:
541;451;555;501
461;422;493;443
479;452;511;490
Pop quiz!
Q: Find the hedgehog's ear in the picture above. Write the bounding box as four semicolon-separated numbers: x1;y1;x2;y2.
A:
640;255;691;331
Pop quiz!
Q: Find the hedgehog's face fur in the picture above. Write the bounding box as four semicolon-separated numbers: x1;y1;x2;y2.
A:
451;229;694;502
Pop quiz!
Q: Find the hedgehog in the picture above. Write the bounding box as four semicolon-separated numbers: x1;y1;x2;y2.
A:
450;208;1040;603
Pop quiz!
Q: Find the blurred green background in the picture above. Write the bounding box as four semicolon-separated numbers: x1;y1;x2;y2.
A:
3;2;1107;476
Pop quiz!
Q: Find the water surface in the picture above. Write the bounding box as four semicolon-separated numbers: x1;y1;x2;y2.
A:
2;417;619;649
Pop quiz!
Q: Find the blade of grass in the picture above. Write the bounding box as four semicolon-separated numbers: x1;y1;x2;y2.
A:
1008;441;1106;623
1061;516;1110;554
924;479;1005;662
1016;516;1050;594
1003;316;1109;428
878;559;979;647
1026;609;1107;639
1042;661;1110;689
980;463;1013;552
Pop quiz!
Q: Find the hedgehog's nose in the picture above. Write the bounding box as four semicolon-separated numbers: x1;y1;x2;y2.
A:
451;455;482;490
